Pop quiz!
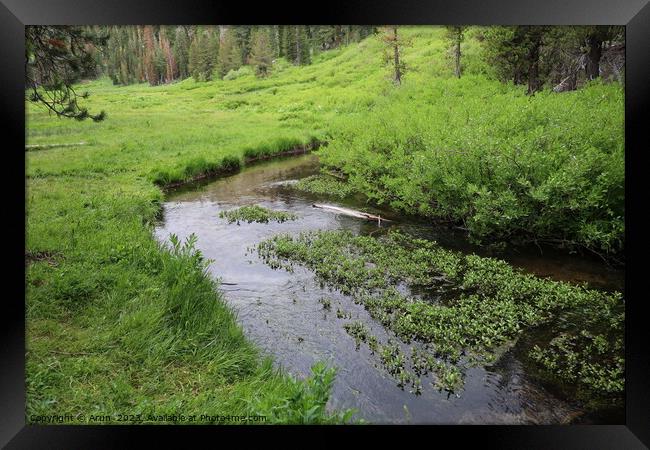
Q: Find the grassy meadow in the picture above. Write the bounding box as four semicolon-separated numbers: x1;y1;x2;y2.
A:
25;26;624;423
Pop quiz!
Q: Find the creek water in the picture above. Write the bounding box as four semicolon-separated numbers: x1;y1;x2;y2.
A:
154;154;624;424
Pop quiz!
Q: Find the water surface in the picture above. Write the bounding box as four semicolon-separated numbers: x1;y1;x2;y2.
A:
155;154;623;424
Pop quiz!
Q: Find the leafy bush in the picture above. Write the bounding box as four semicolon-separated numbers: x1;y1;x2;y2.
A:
224;66;254;81
320;79;624;256
250;362;357;424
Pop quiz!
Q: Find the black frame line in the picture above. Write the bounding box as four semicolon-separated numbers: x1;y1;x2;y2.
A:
2;0;648;447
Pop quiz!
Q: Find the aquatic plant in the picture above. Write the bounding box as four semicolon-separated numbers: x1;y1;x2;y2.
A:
336;308;352;320
343;321;371;349
257;229;624;397
219;205;298;224
318;297;332;310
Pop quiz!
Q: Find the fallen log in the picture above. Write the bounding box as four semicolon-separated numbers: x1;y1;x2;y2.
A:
312;203;391;224
25;142;89;151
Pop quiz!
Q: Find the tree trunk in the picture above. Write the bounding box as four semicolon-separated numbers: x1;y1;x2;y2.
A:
143;25;156;86
454;32;461;78
526;37;542;95
586;34;602;80
295;26;301;65
393;27;401;85
312;204;390;223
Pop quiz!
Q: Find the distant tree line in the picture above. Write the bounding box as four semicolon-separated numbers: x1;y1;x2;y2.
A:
100;25;376;85
480;25;624;94
381;25;623;93
26;25;624;121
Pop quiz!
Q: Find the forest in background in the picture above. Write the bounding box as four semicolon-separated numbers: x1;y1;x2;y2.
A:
28;25;624;90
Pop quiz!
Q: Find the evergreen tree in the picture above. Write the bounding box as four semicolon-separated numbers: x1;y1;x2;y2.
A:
278;25;286;58
188;28;217;81
283;26;310;65
381;26;410;85
577;26;624;80
232;26;253;64
218;28;243;78
25;25;107;121
174;26;191;79
249;27;273;77
483;26;548;94
283;26;297;62
445;26;466;78
269;25;280;59
295;26;311;65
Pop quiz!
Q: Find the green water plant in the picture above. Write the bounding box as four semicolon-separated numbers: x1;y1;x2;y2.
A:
343;321;371;349
219;205;298;224
318;297;332;310
257;229;624;398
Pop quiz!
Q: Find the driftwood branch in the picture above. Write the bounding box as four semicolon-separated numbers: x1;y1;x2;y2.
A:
26;142;89;151
312;203;390;224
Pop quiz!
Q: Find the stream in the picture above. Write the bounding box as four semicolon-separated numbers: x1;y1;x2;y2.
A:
154;154;624;424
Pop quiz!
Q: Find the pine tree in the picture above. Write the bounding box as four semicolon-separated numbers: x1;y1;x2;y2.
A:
143;25;157;86
283;26;297;63
445;26;466;78
232;26;253;64
483;26;548;94
25;26;107;121
188;28;216;81
269;26;279;59
285;26;310;65
218;28;242;78
295;26;308;65
278;25;286;58
249;27;273;77
174;26;191;79
381;26;410;85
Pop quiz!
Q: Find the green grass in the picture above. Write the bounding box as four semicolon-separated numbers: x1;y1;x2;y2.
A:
26;26;623;423
28;26;459;425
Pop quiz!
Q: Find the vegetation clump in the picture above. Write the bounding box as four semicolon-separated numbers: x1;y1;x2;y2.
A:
320;80;624;257
219;205;298;224
343;321;371;349
318;297;332;310
258;229;624;398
